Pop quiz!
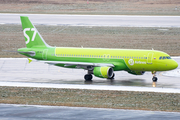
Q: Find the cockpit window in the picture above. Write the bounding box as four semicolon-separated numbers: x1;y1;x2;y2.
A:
159;56;171;60
166;56;171;59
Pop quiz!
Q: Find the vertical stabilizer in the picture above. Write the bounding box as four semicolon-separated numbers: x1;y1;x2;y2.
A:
20;16;50;48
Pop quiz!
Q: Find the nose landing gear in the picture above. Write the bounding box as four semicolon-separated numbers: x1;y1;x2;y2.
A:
152;71;158;87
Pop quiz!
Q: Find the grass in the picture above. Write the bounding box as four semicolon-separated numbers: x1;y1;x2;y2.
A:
1;86;180;112
0;0;179;15
0;24;180;57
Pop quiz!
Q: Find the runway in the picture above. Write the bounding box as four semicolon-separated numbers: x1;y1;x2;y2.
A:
0;13;180;27
1;104;180;120
0;58;180;91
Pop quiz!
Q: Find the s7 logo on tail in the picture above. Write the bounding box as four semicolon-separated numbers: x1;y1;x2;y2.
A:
23;28;37;44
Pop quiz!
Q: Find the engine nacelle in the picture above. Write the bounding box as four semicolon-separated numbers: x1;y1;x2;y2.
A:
93;67;113;78
128;70;145;75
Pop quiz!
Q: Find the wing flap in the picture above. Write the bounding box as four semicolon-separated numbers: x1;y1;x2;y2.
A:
18;51;36;56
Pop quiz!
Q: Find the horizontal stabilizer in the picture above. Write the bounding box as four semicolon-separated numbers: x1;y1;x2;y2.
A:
18;51;36;56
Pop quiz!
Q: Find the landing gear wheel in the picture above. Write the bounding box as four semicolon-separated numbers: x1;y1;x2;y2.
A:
84;74;93;83
152;76;158;82
84;74;92;81
152;71;158;87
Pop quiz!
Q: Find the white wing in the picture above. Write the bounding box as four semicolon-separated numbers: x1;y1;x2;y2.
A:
29;58;114;70
40;61;114;70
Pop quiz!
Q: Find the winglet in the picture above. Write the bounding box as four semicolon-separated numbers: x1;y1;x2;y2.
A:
28;58;32;63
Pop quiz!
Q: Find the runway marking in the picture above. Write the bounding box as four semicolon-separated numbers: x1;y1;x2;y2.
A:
0;82;180;93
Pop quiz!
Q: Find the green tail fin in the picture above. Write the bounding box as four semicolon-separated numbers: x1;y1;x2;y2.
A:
20;16;50;48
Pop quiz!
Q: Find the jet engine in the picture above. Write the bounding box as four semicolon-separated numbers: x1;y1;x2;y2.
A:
93;67;114;78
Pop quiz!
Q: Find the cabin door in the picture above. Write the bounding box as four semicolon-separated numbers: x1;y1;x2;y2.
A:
147;53;153;64
43;49;48;60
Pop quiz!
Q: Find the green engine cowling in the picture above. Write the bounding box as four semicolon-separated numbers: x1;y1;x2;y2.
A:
93;67;114;78
128;70;145;75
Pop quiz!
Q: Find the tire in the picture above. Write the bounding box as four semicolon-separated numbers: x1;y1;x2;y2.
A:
84;74;93;81
152;76;158;82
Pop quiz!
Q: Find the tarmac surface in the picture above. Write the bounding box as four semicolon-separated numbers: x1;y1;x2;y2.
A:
1;104;180;120
0;58;180;89
0;13;180;27
0;58;180;119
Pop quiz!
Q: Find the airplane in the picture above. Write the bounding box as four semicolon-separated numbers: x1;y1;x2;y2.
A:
18;16;178;86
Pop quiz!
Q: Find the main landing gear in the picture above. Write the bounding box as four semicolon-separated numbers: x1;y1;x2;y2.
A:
84;70;115;84
84;74;93;84
84;70;93;84
84;74;93;81
152;71;158;87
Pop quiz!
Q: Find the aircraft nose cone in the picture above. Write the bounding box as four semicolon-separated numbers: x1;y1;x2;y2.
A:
171;60;178;69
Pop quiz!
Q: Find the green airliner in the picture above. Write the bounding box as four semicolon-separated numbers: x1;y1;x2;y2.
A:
18;16;178;83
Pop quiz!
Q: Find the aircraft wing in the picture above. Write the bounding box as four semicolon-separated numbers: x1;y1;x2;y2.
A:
40;60;114;70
